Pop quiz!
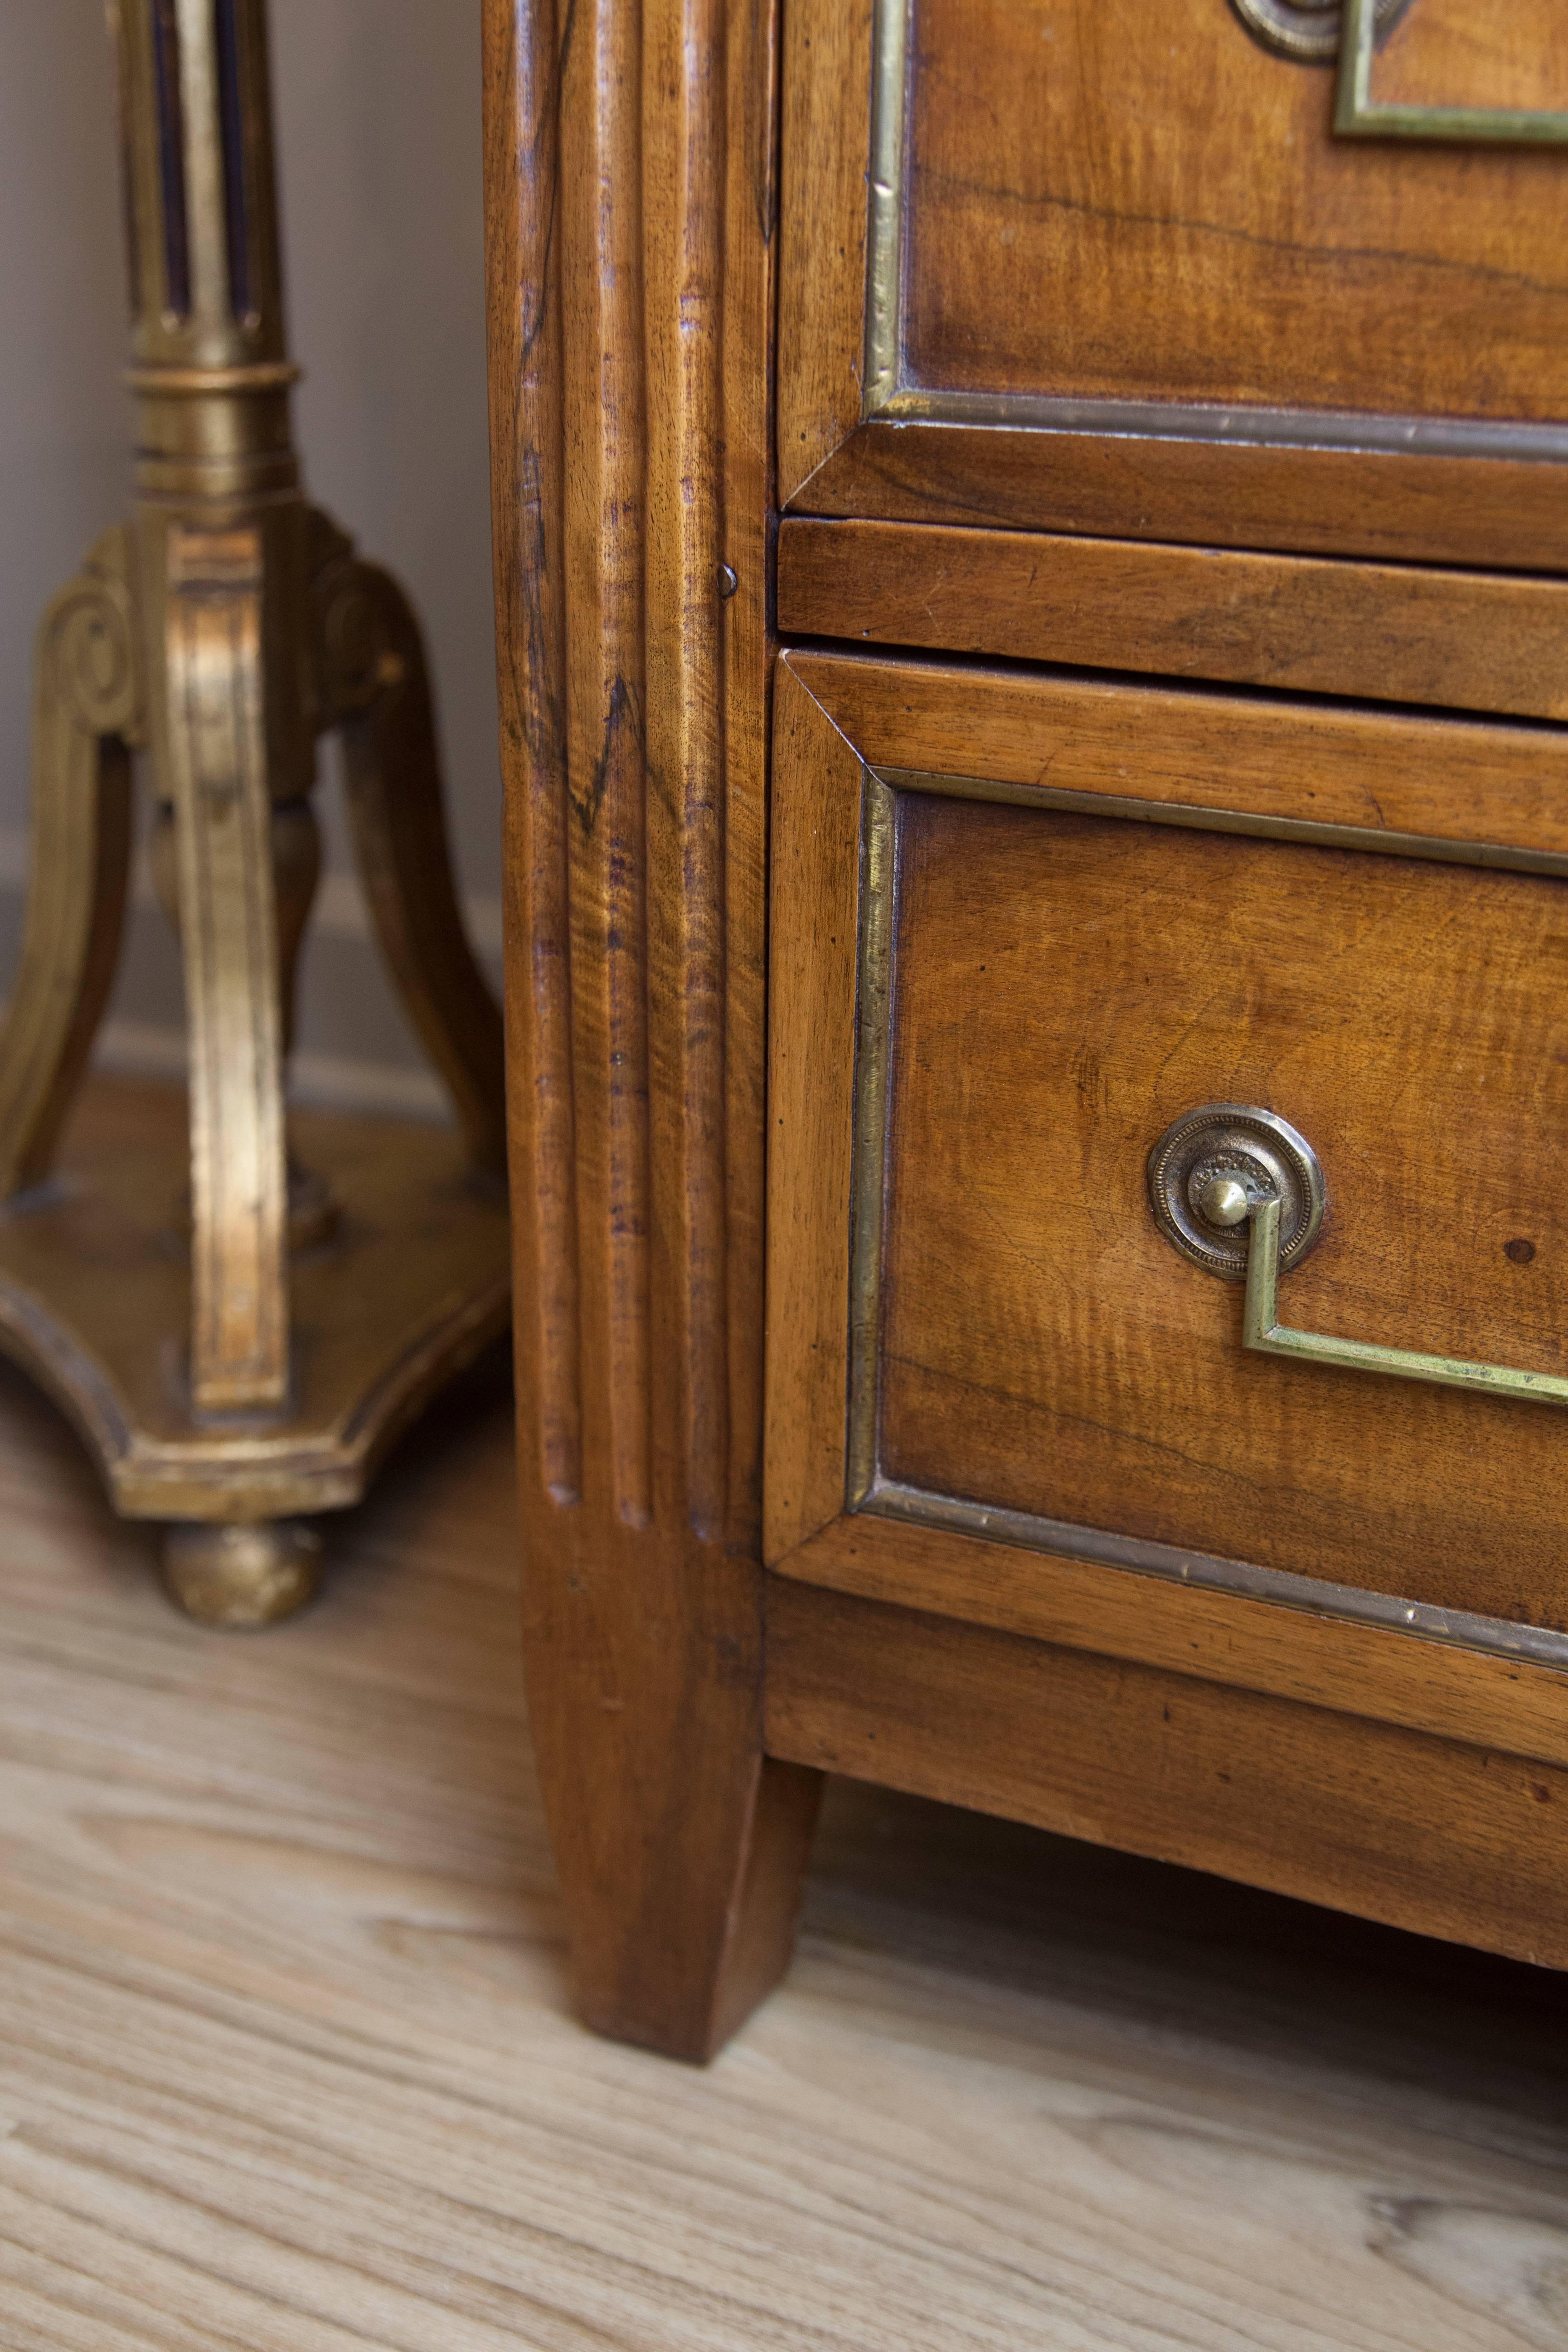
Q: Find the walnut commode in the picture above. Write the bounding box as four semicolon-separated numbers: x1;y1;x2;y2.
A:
0;0;509;1625
487;0;1568;2059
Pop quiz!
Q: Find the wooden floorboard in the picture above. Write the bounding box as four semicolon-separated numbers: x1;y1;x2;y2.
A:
1;1183;1566;2344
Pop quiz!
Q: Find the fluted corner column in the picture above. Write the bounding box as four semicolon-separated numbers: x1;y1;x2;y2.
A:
483;0;821;2060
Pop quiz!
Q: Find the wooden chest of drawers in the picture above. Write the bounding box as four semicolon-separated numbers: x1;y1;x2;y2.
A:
484;0;1568;2056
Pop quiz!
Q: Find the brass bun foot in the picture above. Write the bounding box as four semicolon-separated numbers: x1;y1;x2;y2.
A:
163;1517;321;1629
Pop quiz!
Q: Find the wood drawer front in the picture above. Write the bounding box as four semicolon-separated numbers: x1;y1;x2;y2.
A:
767;651;1568;1750
901;0;1568;424
782;0;1568;564
882;795;1567;1628
775;519;1568;725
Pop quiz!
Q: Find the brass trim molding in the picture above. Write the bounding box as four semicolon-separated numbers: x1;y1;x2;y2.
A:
872;764;1568;880
846;770;898;1508
863;0;909;419
860;1476;1568;1675
862;0;1568;465
844;762;1568;1675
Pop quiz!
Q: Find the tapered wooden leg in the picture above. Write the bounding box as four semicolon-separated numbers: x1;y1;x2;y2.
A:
525;1511;822;2058
484;0;818;2056
0;529;139;1200
309;514;506;1180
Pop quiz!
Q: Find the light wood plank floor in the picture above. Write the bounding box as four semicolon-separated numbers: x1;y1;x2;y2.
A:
1;1302;1566;2345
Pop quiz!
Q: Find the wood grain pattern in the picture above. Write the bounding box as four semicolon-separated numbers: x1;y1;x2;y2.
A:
558;0;653;1526
790;419;1568;571
777;0;1568;564
782;1511;1568;1771
483;0;581;1509
903;0;1568;422
721;0;782;1551
883;797;1568;1628
778;516;1568;721
765;654;1568;1782
484;0;819;2060
775;0;869;509
5;1278;1568;2350
1371;0;1568;112
786;647;1568;858
763;666;864;1561
766;1576;1568;1973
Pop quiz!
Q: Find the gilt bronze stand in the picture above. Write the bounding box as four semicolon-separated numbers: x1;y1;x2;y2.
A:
0;0;509;1626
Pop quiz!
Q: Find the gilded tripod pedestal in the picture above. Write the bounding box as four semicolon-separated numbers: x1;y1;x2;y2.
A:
0;0;509;1624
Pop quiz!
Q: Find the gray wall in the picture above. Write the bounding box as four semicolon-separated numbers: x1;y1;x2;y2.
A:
0;1;500;1117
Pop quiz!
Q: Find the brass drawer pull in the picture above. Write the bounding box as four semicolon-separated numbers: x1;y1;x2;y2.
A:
1234;0;1568;145
1336;0;1568;145
1241;1191;1568;1405
1150;1103;1568;1409
1232;0;1408;67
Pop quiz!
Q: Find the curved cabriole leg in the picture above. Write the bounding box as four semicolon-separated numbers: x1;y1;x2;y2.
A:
311;515;507;1181
0;529;139;1200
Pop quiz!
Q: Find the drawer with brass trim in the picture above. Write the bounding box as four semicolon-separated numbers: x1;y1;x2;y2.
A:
782;0;1568;566
767;648;1568;1681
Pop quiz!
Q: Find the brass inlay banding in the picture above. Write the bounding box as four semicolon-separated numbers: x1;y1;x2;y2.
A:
844;762;1568;1674
847;773;898;1508
863;0;910;418
863;0;1568;456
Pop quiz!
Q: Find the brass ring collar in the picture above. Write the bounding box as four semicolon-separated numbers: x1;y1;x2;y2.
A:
126;361;302;398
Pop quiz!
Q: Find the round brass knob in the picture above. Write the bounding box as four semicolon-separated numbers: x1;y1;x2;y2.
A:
1147;1104;1325;1280
1196;1172;1252;1229
1229;0;1413;65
